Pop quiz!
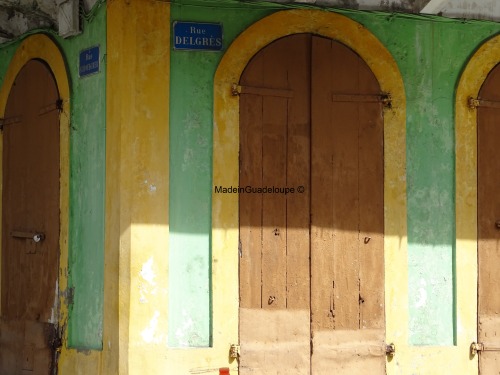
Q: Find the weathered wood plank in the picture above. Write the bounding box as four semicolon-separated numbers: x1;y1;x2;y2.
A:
330;39;360;329
358;59;385;330
285;34;311;310
311;35;336;331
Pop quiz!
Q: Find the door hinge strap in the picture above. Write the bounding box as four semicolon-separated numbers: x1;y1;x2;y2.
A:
231;83;293;98
39;99;63;116
332;93;392;108
468;97;500;109
471;342;500;355
0;115;22;129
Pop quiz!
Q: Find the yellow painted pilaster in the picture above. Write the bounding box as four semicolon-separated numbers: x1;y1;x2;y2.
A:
107;0;170;374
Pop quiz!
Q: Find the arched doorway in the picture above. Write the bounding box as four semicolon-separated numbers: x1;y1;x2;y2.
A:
212;9;406;374
238;33;385;374
0;59;61;374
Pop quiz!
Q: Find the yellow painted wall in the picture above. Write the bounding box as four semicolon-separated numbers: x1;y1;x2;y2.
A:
107;0;170;374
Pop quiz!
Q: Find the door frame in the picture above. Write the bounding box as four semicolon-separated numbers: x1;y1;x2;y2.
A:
456;34;500;374
212;9;407;373
0;33;70;358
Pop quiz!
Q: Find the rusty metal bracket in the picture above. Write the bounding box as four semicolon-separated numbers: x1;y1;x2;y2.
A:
385;343;396;358
231;83;240;97
229;344;240;358
468;97;480;109
471;342;483;356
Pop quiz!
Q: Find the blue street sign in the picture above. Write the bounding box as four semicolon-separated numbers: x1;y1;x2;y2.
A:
79;45;100;78
173;22;223;51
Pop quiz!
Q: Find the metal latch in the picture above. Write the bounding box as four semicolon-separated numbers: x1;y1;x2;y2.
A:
470;342;500;356
11;231;45;243
229;344;240;358
385;343;396;358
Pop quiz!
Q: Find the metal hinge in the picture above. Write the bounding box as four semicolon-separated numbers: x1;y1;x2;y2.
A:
468;96;500;110
385;343;396;358
38;99;64;115
229;344;240;358
470;341;500;355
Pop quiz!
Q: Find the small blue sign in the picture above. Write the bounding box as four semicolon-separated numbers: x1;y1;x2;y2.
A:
173;22;223;51
79;45;100;78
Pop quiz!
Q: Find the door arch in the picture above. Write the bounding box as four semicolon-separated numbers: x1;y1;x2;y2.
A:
212;9;406;373
0;34;70;374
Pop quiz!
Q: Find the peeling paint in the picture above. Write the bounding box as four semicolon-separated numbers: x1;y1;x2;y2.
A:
49;279;59;324
415;279;427;308
140;257;157;286
141;311;163;343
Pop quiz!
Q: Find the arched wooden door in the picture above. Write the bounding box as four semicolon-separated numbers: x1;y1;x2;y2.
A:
0;60;61;374
477;62;500;374
238;34;385;374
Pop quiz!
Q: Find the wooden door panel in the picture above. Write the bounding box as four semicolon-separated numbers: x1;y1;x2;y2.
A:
261;95;288;310
239;93;263;309
239;34;311;374
0;60;60;374
478;62;500;374
239;34;384;374
310;36;385;373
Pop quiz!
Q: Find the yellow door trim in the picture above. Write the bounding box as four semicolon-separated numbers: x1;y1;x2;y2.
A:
212;9;407;374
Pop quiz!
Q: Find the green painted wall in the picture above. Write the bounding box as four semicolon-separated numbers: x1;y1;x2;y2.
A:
0;4;106;350
169;2;500;346
168;2;272;347
60;5;106;350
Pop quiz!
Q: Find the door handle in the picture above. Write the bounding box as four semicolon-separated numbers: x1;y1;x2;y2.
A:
10;231;45;243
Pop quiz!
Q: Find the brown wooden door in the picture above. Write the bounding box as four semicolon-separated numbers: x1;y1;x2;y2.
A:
0;60;60;374
239;34;385;374
477;62;500;374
